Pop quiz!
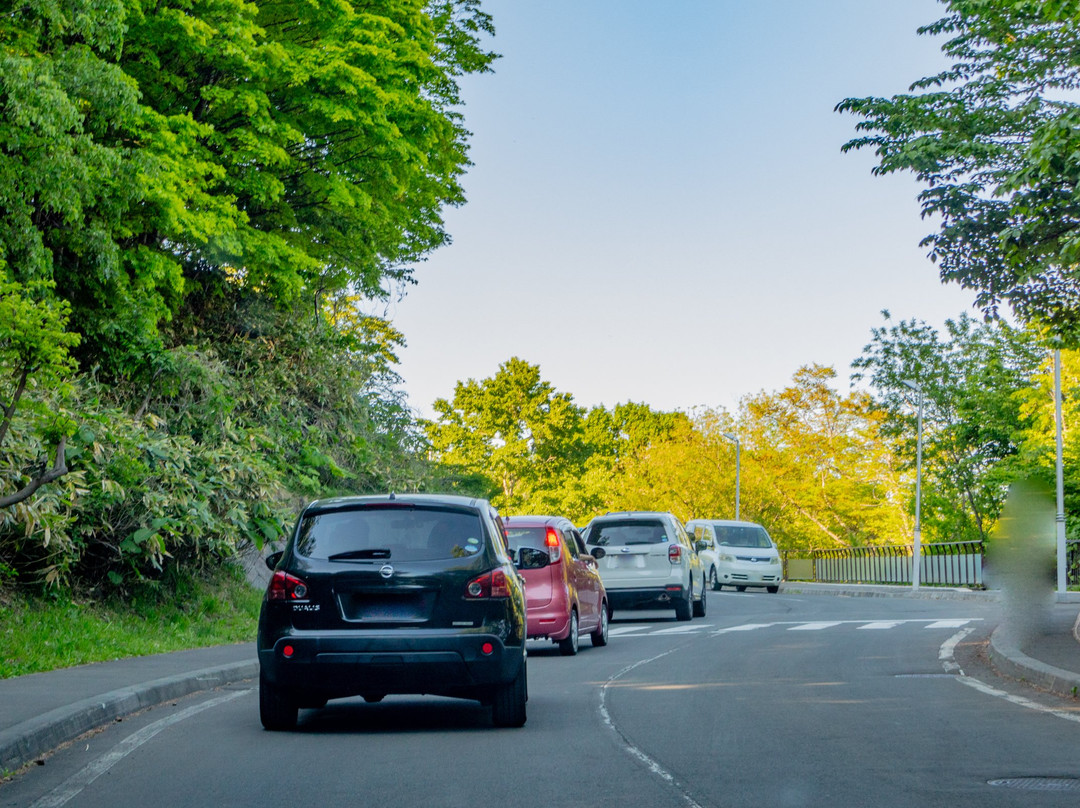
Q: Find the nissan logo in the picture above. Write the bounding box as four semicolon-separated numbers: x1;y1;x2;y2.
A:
379;564;394;579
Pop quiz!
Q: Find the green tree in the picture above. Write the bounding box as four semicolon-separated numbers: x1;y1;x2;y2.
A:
837;1;1080;335
738;365;907;551
0;281;80;507
852;312;1045;542
425;358;587;512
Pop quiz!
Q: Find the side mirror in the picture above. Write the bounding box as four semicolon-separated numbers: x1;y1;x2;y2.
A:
265;550;284;570
517;547;551;570
695;540;709;554
590;547;606;560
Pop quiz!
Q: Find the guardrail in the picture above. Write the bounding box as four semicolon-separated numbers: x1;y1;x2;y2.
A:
786;538;1080;588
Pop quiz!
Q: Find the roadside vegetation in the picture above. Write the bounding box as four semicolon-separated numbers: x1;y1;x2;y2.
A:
0;567;263;677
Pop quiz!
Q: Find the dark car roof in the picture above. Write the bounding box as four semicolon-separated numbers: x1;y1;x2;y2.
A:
304;493;491;513
592;511;675;521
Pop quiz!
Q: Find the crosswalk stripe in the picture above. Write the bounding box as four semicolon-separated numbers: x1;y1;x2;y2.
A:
713;623;775;634
652;625;709;635
609;618;982;637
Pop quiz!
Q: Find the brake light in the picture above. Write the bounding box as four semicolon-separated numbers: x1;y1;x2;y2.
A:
267;570;310;601
545;527;562;563
668;544;682;565
465;569;511;599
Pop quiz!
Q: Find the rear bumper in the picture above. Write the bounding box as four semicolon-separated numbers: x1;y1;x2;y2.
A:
258;632;524;699
606;586;686;611
526;604;571;640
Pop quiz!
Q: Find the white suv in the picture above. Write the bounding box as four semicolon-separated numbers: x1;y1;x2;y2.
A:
582;512;706;621
686;519;782;593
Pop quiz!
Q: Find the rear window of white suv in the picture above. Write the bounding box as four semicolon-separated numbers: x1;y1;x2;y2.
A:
585;520;668;546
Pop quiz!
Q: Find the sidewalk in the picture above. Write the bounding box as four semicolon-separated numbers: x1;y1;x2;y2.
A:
1;584;1077;775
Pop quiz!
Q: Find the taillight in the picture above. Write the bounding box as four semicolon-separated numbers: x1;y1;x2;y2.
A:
267;570;310;601
668;544;682;565
465;569;511;599
545;527;562;563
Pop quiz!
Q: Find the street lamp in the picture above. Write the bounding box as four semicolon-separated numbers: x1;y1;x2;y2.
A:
1054;349;1066;594
723;433;740;521
902;380;924;589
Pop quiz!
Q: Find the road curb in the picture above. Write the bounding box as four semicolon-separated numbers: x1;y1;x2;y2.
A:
987;626;1080;699
779;582;1000;602
0;658;258;774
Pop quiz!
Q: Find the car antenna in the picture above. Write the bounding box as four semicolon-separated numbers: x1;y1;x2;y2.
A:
388;491;396;500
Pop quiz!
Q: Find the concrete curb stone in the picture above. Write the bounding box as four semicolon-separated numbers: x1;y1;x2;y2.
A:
0;659;258;774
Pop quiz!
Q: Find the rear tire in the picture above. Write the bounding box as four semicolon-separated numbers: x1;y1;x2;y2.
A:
491;654;527;728
767;585;780;594
675;583;693;621
590;603;609;647
260;671;298;731
736;585;747;592
558;610;580;656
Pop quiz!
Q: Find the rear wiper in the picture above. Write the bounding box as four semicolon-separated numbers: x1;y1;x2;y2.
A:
327;548;392;561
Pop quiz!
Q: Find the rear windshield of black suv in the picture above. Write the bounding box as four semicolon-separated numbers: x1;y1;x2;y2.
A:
296;506;487;562
585;520;669;546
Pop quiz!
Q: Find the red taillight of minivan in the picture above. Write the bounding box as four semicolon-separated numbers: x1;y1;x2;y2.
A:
668;544;683;565
267;570;310;601
465;569;511;599
545;527;562;563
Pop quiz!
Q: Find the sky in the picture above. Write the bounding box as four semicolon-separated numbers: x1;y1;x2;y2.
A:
388;0;978;419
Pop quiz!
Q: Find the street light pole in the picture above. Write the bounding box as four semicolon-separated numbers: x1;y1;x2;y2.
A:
723;433;740;521
902;380;924;590
1055;350;1066;594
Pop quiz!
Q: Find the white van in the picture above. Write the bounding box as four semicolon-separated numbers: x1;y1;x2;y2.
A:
685;519;782;593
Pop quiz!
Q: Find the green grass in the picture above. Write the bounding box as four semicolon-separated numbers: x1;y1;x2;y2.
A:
0;568;263;679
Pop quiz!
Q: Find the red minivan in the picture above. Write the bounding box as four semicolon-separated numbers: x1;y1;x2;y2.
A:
504;515;610;656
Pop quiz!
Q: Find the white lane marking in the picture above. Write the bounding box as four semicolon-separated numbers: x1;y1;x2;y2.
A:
652;625;710;635
956;677;1080;723
609;626;651;636
938;628;1080;724
713;623;776;635
939;626;973;674
617;618;983;637
29;689;249;808
599;651;706;808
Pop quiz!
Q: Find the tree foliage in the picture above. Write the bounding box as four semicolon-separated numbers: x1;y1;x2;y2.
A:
852;311;1045;542
837;1;1080;336
0;0;495;591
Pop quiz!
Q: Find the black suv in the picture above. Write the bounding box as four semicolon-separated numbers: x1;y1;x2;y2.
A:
257;494;528;729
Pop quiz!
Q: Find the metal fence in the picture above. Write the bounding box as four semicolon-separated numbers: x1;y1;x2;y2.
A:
787;539;1080;588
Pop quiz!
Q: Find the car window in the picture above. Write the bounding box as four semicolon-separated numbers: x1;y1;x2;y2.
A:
505;526;548;552
585;520;668;546
714;525;773;548
566;529;586;555
297;507;486;561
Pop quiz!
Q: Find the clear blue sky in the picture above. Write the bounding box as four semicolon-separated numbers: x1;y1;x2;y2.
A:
389;0;976;418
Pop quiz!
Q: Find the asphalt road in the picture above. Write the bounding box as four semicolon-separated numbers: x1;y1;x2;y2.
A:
5;592;1080;808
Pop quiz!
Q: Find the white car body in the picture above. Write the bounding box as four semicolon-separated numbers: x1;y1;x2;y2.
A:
686;519;782;593
582;512;706;621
